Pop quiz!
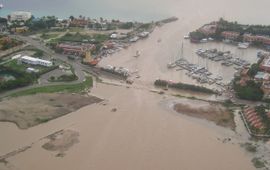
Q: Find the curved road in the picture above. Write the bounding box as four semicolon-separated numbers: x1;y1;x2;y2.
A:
0;35;88;98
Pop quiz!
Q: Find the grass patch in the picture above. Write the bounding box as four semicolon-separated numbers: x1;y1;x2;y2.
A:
252;157;266;169
241;143;257;153
35;117;51;123
40;33;59;40
10;76;93;97
155;79;216;94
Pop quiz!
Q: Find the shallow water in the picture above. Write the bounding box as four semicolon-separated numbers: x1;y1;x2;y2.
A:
1;0;270;169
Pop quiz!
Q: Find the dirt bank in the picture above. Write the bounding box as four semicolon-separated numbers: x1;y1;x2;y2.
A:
0;93;102;129
174;102;235;130
42;129;79;157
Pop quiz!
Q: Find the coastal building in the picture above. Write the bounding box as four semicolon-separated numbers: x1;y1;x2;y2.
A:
221;31;240;40
260;57;270;72
20;56;53;67
10;11;32;22
243;107;265;130
57;43;96;56
69;19;88;27
262;82;270;95
11;26;29;33
243;34;270;46
241;68;249;76
254;72;270;81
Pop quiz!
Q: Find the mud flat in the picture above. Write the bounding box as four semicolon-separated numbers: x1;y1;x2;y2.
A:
174;101;235;130
42;129;80;157
0;93;102;129
0;83;255;170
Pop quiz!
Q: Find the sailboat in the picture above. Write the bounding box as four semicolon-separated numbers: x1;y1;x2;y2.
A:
167;42;184;69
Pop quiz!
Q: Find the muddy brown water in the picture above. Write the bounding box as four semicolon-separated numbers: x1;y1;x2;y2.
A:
2;0;270;169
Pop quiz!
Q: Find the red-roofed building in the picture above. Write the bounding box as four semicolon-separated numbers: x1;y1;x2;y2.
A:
243;34;270;46
57;43;96;56
69;19;88;27
221;31;240;40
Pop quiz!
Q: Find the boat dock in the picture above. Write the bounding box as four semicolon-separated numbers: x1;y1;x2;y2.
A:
170;58;227;88
195;48;250;69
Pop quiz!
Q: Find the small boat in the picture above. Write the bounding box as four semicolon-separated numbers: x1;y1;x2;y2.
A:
184;35;190;39
238;42;249;49
129;36;139;42
0;4;3;9
200;38;208;43
167;62;176;68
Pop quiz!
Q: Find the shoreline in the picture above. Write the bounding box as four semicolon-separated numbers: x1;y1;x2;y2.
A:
2;4;270;169
0;93;102;129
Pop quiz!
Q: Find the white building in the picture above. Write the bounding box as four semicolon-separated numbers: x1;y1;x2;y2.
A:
26;67;39;73
10;11;32;22
21;56;53;67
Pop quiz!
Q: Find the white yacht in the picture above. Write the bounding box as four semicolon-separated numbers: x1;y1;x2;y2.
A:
238;42;249;49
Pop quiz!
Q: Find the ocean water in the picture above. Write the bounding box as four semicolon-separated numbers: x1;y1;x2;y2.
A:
1;0;270;24
0;0;171;21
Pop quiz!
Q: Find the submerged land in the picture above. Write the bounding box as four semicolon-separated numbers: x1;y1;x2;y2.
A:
1;1;270;169
0;93;102;129
174;101;235;130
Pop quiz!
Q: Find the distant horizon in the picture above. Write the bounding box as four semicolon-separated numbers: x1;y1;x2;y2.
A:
0;0;170;22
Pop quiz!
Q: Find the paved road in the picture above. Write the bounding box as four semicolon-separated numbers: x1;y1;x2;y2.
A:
9;35;86;82
0;35;89;98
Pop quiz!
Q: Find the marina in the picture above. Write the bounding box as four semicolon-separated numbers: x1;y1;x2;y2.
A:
195;48;251;69
167;44;231;89
169;57;226;89
1;0;270;169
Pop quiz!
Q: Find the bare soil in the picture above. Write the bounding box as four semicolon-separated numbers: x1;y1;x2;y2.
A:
0;93;102;129
174;102;235;130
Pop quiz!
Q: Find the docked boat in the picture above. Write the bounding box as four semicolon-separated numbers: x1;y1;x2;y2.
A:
184;35;190;39
200;38;208;43
129;36;139;42
167;62;176;69
238;42;249;49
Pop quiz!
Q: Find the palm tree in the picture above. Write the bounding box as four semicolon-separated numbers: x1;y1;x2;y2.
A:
69;16;74;21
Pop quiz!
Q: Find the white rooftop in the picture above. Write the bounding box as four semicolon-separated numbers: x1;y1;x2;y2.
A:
21;56;51;64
